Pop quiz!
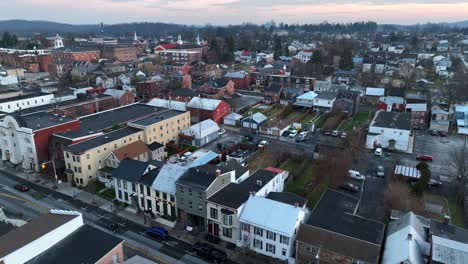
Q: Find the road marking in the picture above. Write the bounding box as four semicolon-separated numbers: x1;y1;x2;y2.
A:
0;192;49;210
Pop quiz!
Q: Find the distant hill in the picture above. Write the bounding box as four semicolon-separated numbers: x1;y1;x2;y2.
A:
0;20;196;37
444;20;468;28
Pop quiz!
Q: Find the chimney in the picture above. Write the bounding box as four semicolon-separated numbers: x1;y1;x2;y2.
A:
215;169;221;177
407;233;413;240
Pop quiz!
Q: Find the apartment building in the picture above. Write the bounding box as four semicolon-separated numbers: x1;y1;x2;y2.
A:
63;109;190;186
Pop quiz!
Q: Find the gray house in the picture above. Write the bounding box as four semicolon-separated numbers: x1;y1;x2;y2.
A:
241;112;268;130
175;161;249;230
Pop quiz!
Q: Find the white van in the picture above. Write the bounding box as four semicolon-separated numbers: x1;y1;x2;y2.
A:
348;170;365;181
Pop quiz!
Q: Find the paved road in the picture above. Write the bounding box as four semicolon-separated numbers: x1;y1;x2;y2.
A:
0;170;232;264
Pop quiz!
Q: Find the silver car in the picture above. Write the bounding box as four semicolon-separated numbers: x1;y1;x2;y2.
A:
377;165;385;177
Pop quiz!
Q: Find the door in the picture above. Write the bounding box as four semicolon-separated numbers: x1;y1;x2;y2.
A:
213;223;219;237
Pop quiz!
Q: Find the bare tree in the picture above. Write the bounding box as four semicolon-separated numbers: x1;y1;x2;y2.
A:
445;137;468;204
315;148;350;188
399;64;416;89
384;179;425;215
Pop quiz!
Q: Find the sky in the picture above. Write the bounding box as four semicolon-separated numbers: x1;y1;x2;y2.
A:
2;0;468;25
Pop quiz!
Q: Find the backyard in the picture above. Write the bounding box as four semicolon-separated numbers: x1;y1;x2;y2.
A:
339;111;373;132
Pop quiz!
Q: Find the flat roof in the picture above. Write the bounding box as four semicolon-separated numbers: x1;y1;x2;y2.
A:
129;109;186;126
65;127;141;153
17;112;76;131
371;110;412;130
55;104;160;139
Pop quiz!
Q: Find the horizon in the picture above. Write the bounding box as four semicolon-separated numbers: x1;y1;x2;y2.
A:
2;0;468;26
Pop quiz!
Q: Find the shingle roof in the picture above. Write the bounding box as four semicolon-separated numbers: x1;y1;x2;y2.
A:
112;140;149;161
111;159;151;183
208;169;277;209
177;161;243;191
152;163;188;195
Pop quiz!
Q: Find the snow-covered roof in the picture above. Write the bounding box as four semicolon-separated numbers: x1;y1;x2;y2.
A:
239;196;302;236
243;112;268;124
187;97;222;111
366;87;385;96
296;91;318;100
182;119;219;139
152;163;187;195
224;112;243;121
147;98;187;111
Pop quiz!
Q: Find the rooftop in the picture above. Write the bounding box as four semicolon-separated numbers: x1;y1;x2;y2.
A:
112;140;149;161
55;103;160;140
208;169;278;209
111;159;151;183
15;112;76;131
27;225;123;264
152;163;188;195
129;109;186;127
266;192;307;207
316;91;338;100
371;110;412;130
0;213;78;258
65;127;141;153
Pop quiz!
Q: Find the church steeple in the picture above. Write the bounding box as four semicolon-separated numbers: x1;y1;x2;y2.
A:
177;34;183;45
133;31;138;41
196;34;201;46
54;34;64;49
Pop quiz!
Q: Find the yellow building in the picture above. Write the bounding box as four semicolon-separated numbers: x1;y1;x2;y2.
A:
64;109;190;187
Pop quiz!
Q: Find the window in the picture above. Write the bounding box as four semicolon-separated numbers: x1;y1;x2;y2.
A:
254;226;263;236
139;185;144;193
78;167;81;173
88;164;91;170
266;243;275;254
223;214;233;226
305;245;319;254
198;192;202;199
170;195;175;202
188;189;192;196
124;192;128;201
188;201;193;209
132;183;136;192
254;239;262;250
282;248;287;256
266;231;276;241
123;181;127;189
117;179;121;188
76;156;80;162
146;186;151;196
118;190;122;199
222;227;232;238
156;191;160;197
163;193;167;200
242;223;250;231
179;186;184;193
86;154;90;159
210;208;218;219
280;235;289;245
72;156;76;162
140;197;144;207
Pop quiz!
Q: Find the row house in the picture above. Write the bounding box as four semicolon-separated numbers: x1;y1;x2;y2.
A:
206;168;287;245
362;58;385;74
296;189;385;264
239;195;307;263
191;61;222;82
176;161;250;231
136;79;165;100
186;97;230;123
224;71;251;90
429;103;450;132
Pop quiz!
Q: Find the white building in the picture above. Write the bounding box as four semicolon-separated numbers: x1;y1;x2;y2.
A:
313;91;337;114
181;119;219;147
0;94;55;113
294;51;313;63
366;110;413;152
223;112;243;126
206;168;286;244
293;91;318;108
239;195;306;263
0;75;18;86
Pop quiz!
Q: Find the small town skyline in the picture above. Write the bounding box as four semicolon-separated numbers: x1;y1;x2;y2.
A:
2;0;468;25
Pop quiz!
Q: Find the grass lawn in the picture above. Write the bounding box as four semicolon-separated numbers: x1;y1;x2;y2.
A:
340;111;372;131
448;200;465;228
301;113;316;124
243;107;263;117
98;188;116;200
265;105;285;118
287;111;303;120
313;115;327;128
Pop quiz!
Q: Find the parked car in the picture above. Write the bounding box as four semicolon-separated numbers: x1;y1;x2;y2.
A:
428;179;443;187
416;155;433;162
295;137;307;142
376;165;385;177
299;131;308;138
439;131;448;137
258;140;268;148
374;148;383;156
331;130;339;137
348;170;365;181
430;130;439;136
339;183;359;192
192;242;227;264
324;131;331;136
340;132;347;139
282;130;291;137
14;184;30;192
146;226;169;240
218;129;226;136
289;130;298;138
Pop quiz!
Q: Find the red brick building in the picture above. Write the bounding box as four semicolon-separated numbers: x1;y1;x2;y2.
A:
0;52;40;72
36;54;53;72
186;97;230;123
376;96;405;112
51;47;101;65
136;79;165;100
154;43;178;54
199;79;235;99
224;71;251;90
52;94;117;118
160;49;202;65
101;45;137;62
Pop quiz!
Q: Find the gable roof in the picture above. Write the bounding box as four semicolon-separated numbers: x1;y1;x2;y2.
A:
208;169;277;209
187;97;222;111
111;159;151;183
111;140;149;161
239;196;302;236
176;161;239;191
152;163;188;194
224;112;243;121
242;112;268;124
182;119;219;139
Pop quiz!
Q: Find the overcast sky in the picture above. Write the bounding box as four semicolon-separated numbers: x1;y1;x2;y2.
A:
2;0;468;25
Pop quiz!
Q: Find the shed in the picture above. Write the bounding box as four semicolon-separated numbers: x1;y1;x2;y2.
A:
241;112;268;129
223;112;243;126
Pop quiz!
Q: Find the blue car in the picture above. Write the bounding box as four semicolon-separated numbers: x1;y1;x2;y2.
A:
146;226;168;240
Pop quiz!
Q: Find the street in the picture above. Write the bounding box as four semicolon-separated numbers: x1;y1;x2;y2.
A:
0;170;229;264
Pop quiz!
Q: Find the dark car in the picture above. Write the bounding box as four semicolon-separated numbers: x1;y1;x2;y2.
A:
428;179;443;187
146;226;168;240
14;184;30;192
282;130;291;137
439;131;448;137
339;183;359;192
193;242;227;263
416;155;433;162
430;130;439;136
